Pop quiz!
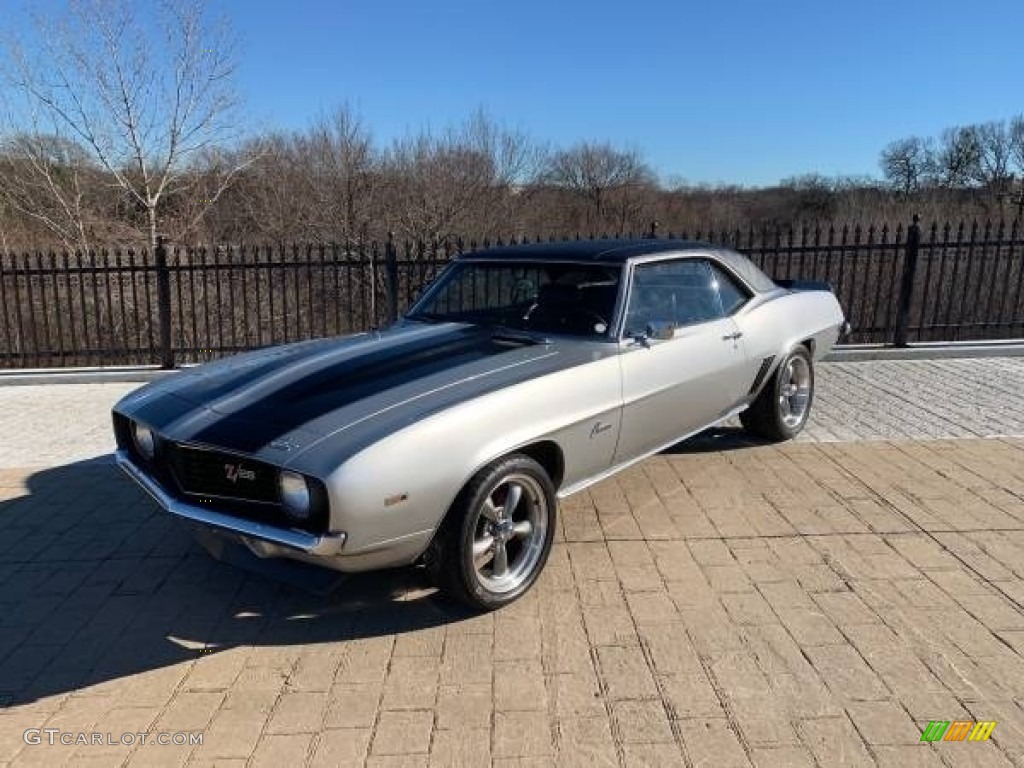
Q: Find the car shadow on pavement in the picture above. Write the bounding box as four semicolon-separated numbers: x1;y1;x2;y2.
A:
0;457;475;707
664;425;773;454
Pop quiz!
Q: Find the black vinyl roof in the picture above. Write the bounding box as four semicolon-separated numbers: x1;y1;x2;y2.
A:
457;238;712;264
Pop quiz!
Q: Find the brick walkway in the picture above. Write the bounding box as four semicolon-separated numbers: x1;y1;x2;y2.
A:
0;360;1023;766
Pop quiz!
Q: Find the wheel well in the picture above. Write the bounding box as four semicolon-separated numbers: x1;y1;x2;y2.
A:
801;338;815;356
420;439;566;565
516;440;565;490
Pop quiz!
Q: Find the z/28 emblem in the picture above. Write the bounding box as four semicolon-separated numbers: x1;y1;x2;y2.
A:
224;463;256;483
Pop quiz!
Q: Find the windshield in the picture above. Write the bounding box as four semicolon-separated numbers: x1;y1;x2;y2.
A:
408;261;622;338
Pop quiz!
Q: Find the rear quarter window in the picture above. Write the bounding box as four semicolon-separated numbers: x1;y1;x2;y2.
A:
709;263;750;315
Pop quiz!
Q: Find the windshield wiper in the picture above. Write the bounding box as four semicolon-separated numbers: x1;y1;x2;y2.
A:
405;311;448;324
490;327;551;345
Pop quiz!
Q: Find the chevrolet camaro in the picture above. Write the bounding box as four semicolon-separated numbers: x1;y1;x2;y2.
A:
113;239;847;609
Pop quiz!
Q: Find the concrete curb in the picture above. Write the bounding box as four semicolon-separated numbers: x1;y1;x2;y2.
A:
2;342;1023;386
824;341;1024;362
0;366;182;387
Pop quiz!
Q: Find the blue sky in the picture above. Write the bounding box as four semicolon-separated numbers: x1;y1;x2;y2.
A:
11;0;1024;186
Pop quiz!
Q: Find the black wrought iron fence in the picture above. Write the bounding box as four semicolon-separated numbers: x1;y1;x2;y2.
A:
1;218;1022;369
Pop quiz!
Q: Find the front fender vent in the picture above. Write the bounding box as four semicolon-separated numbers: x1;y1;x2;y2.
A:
748;355;775;395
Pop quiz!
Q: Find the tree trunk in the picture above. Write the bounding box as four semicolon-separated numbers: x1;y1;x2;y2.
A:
147;204;158;251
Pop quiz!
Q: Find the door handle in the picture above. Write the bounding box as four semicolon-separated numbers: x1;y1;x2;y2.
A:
722;332;743;341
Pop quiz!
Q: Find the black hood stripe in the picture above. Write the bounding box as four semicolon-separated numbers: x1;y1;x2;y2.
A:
187;326;522;452
171;340;336;404
130;392;206;431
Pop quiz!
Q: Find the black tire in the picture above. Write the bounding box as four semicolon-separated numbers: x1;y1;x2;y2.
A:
740;345;814;441
426;454;557;611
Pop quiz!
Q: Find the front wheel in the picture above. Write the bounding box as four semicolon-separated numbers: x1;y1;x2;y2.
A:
427;454;556;611
740;346;814;441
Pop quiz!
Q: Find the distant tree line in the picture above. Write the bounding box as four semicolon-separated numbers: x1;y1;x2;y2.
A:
879;118;1024;207
1;1;1021;253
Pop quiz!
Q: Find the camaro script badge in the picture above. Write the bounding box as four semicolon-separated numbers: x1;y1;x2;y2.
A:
224;463;256;483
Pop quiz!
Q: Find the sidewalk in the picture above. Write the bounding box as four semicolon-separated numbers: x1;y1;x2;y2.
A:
2;357;1023;469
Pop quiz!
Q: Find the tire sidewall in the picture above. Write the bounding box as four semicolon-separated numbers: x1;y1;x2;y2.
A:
455;456;556;610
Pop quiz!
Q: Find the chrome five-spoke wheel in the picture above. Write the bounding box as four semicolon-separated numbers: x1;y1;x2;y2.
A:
471;474;548;594
778;354;812;428
739;345;815;441
428;453;557;610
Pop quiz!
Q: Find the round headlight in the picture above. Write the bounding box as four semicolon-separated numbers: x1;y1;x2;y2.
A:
278;471;311;520
132;422;155;459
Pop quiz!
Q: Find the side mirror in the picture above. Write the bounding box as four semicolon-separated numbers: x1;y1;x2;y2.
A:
645;320;676;341
629;319;676;347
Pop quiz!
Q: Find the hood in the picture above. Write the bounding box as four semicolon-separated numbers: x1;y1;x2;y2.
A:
115;323;606;465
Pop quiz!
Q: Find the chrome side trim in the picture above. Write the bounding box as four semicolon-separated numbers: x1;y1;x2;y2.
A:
115;450;346;556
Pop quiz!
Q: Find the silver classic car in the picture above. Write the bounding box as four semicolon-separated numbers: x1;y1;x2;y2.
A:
113;239;847;609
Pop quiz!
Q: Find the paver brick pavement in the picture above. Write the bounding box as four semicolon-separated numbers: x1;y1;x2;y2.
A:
1;359;1024;765
0;435;1021;765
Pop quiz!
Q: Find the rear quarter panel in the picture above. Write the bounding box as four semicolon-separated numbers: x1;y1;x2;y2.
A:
735;290;845;365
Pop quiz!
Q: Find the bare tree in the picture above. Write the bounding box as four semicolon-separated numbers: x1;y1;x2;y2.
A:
382;134;492;241
970;121;1014;194
932;126;980;188
1011;115;1024;172
302;106;378;241
158;140;268;243
380;113;544;241
0;133;98;249
1;0;250;249
0;193;19;252
543;142;655;230
778;173;839;220
462;110;548;190
458;110;548;235
216;133;312;242
880;136;933;195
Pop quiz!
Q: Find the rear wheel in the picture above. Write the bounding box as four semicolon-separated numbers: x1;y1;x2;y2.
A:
740;346;814;441
427;454;556;611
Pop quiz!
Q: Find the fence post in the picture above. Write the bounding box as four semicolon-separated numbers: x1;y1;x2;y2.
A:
384;232;399;323
893;215;921;347
155;236;174;368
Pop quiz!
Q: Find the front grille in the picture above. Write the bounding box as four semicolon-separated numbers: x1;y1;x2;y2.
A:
115;425;330;534
166;444;280;505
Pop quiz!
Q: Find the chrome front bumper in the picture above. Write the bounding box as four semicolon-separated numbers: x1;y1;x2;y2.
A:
115;450;347;557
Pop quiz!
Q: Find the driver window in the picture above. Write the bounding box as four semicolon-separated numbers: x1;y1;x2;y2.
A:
625;259;724;334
